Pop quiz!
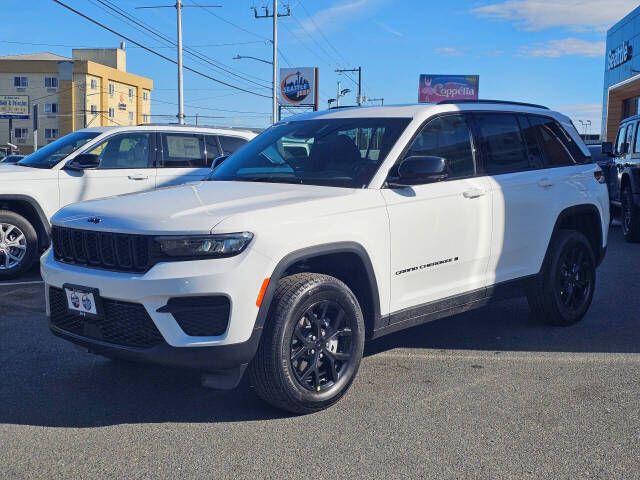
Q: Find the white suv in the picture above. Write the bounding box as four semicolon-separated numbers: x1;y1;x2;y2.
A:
0;124;256;279
41;101;609;413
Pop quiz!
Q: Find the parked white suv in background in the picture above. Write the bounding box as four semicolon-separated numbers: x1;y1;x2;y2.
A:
41;101;609;413
0;124;257;279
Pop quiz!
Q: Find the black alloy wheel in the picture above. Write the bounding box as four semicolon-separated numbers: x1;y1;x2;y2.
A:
555;243;594;318
289;300;353;393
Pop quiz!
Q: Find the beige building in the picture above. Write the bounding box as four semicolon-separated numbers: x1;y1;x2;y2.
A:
0;48;153;153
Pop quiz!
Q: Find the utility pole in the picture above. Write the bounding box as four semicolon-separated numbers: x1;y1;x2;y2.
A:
176;0;185;124
136;2;221;124
252;2;291;124
335;67;362;106
336;81;341;108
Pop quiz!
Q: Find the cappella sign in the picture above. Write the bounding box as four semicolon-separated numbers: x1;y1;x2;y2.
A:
279;68;317;106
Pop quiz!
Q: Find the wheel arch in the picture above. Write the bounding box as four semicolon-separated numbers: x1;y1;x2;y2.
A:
0;195;50;249
255;242;381;339
549;204;604;266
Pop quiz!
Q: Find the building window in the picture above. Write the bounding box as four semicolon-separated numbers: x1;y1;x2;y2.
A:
45;128;59;139
109;83;115;95
143;91;148;101
90;104;98;114
14;128;28;139
44;77;58;88
128;112;134;122
90;79;98;90
14;76;28;87
44;103;58;114
142;114;149;123
108;107;115;118
128;88;134;100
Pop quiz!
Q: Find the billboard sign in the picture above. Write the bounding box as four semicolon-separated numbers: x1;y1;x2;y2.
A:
279;68;317;106
418;75;479;103
0;95;29;119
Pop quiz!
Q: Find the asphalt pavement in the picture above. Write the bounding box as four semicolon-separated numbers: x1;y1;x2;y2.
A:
1;226;638;479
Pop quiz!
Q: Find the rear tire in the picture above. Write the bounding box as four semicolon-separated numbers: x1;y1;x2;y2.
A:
0;210;38;280
621;185;640;242
249;273;365;414
527;230;596;326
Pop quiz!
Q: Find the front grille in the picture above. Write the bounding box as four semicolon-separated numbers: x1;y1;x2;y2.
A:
49;287;164;348
52;226;153;273
165;296;230;336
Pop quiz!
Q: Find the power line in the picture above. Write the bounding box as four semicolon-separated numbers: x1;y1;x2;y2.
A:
189;0;292;67
52;0;271;98
91;0;272;90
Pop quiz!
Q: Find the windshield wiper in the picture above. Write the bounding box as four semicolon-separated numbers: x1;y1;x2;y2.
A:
239;176;303;184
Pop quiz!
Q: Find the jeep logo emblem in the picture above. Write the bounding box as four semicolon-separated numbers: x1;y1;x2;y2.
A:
87;217;102;224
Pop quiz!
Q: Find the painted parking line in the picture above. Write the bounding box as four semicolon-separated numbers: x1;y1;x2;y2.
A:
0;280;44;287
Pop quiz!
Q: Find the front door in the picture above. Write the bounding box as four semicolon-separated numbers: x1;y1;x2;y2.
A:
59;132;156;208
382;114;493;314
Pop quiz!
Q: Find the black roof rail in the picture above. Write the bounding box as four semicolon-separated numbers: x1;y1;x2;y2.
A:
437;99;550;110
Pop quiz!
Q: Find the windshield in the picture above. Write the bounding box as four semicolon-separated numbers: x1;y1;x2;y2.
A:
208;118;410;188
18;131;100;169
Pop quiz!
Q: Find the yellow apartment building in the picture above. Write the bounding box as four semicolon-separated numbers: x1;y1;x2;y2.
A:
0;48;153;153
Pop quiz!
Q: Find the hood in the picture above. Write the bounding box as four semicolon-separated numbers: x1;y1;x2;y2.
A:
0;164;58;180
51;181;355;234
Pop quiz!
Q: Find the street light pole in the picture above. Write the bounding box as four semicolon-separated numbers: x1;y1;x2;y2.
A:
176;0;185;124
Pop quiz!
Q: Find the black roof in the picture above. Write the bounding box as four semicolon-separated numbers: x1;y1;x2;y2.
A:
437;99;549;110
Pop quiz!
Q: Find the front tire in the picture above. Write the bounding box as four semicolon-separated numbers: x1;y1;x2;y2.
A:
527;230;596;326
0;210;38;280
249;273;365;414
621;185;640;242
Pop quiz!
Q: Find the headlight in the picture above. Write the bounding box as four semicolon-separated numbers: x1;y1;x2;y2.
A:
154;232;253;258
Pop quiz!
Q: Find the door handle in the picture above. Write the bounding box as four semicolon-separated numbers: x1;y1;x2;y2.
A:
537;178;555;188
462;188;486;199
128;174;149;181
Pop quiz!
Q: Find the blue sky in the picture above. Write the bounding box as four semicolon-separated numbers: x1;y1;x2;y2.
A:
3;0;638;133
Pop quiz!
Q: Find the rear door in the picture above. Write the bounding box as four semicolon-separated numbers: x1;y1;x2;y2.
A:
481;113;591;284
59;131;156;208
155;132;212;188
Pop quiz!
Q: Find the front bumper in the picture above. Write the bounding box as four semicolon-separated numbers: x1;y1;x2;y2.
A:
41;246;271;371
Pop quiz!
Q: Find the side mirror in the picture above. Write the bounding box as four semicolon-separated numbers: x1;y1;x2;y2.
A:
65;153;100;170
388;155;448;187
211;155;228;170
601;142;613;156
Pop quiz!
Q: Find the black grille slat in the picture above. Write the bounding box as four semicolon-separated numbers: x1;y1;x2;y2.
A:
49;287;164;348
51;227;151;273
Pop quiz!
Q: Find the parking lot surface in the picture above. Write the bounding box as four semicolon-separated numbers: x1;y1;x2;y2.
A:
1;226;639;479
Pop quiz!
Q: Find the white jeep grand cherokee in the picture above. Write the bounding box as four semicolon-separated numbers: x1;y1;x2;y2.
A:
0;124;256;279
42;101;609;413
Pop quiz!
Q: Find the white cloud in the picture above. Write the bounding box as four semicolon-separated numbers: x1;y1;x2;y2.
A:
375;21;403;37
296;0;372;34
519;37;605;57
471;0;638;31
553;103;602;132
434;47;464;57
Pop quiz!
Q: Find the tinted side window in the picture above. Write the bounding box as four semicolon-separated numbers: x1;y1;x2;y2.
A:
634;124;640;153
204;135;221;165
615;125;627;155
406;115;475;180
518;115;544;169
161;133;206;168
474;113;529;174
218;136;248;155
627;122;636;153
529;116;575;167
88;133;151;169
